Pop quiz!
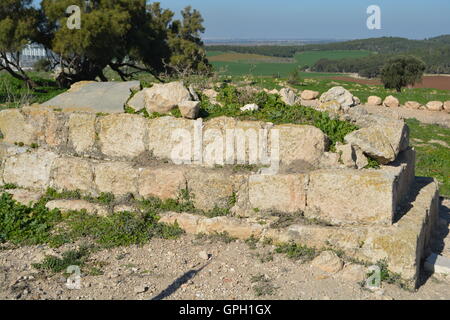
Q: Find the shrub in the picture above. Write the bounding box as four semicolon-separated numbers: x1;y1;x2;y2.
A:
381;56;426;92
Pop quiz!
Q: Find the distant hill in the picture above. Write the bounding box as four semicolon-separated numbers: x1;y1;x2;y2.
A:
206;35;450;76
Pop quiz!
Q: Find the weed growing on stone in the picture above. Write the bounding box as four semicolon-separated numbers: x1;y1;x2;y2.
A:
2;184;17;190
245;235;259;250
61;210;184;248
250;273;278;297
0;192;184;249
42;188;116;206
364;157;381;169
0;193;62;245
274;242;317;263
375;260;413;291
194;232;237;244
201;85;359;148
32;245;91;274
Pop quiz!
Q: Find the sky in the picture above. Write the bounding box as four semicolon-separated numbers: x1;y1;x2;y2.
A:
33;0;450;40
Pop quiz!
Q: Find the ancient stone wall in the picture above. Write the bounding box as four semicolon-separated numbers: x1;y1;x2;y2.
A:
0;106;439;287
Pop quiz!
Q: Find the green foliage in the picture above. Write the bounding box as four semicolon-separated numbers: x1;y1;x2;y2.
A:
95;192;115;206
381;56;426;92
38;1;210;86
406;119;450;197
207;85;358;147
0;72;66;109
287;68;301;85
373;260;411;290
166;6;211;75
208;36;450;77
0;193;62;245
42;188;115;206
2;183;17;190
33;59;51;72
250;274;277;297
0;0;40;87
32;245;91;274
274;242;317;262
194;232;237;244
138;188;232;218
364;157;381;169
63;210;183;248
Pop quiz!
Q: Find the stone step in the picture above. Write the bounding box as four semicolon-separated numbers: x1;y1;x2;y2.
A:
160;177;440;288
0;146;416;226
424;253;450;275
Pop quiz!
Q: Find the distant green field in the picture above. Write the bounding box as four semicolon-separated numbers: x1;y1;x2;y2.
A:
294;50;372;68
207;50;372;77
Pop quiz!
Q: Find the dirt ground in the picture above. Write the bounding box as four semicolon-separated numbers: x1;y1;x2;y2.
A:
329;75;450;91
0;200;449;301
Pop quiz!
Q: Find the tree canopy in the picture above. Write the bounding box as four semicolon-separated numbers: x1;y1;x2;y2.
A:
380;56;426;92
0;0;211;88
0;0;40;88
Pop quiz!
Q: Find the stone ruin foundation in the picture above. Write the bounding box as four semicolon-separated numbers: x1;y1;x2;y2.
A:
0;105;440;289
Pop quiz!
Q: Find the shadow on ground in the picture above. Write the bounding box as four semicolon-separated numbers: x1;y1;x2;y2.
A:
151;261;211;300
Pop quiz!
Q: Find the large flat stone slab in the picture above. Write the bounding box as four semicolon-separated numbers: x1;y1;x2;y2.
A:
42;81;140;113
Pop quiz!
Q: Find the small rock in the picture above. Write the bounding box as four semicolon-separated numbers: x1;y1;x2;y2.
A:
335;143;356;168
319;86;356;110
301;90;319;100
240;104;259;112
444;101;450;112
426;101;444;111
311;251;344;274
188;85;200;101
134;285;149;294
404;101;421;109
383;95;399;108
198;251;210;260
178;101;200;119
367;96;382;106
279;88;298;106
144;81;191;114
341;263;367;282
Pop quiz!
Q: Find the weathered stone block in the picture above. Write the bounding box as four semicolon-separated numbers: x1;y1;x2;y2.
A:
94;162;138;195
22;107;67;147
159;212;202;234
358;178;440;285
68;113;96;153
46;200;108;216
138;166;186;200
277;124;327;169
3;150;58;189
203;116;269;166
98;114;147;158
51;157;95;194
307;169;398;225
7;189;42;206
0;109;35;145
382;147;416;211
147;116;198;161
247;174;307;213
197;216;264;239
42;81;140;113
344;120;409;164
185;168;235;211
